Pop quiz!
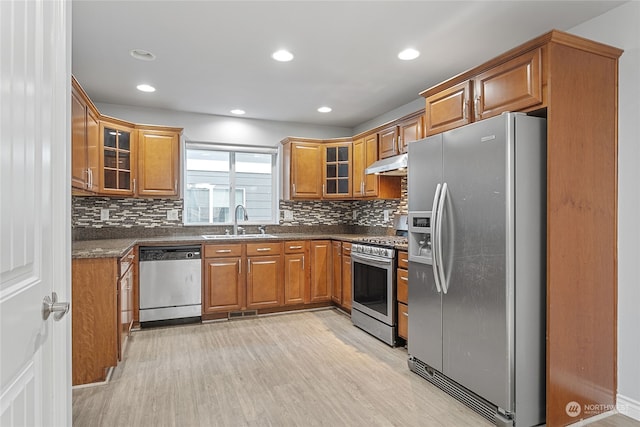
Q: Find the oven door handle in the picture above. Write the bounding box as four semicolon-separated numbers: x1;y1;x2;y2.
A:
351;253;394;269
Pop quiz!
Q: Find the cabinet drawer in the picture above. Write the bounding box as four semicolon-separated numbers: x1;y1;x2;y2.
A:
397;251;408;269
397;268;408;304
284;241;307;254
342;242;352;256
246;242;282;256
204;244;242;258
398;302;408;340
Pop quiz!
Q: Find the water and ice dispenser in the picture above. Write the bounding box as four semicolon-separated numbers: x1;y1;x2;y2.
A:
408;211;433;264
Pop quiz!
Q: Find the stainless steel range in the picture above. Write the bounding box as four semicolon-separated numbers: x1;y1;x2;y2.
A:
351;216;408;346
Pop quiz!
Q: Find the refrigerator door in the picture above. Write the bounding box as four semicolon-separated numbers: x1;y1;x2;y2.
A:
408;134;443;371
440;114;512;410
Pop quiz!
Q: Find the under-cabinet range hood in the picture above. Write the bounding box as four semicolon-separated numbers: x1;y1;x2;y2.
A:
365;153;408;176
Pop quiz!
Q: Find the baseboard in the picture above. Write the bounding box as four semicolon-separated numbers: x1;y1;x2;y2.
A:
617;393;640;422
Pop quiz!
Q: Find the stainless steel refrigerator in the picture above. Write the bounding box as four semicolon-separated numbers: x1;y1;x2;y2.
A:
407;113;546;427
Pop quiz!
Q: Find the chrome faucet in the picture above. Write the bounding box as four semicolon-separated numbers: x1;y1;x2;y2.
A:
233;204;248;235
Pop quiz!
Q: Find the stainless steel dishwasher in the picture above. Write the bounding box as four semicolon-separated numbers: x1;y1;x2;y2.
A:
139;245;202;325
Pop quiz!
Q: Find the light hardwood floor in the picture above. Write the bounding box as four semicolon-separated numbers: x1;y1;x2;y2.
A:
73;309;638;427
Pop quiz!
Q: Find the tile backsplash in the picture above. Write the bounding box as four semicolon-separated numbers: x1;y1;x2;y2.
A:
73;177;408;230
72;197;183;228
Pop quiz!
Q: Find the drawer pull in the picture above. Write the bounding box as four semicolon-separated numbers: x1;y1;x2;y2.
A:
289;245;303;250
402;311;409;317
216;249;232;253
256;248;272;252
400;276;408;281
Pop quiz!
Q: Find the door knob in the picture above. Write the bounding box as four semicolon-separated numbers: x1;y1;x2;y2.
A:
42;292;69;321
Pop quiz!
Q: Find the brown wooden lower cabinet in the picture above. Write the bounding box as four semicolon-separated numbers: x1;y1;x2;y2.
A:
118;247;135;360
283;241;309;305
310;240;332;303
247;254;283;309
397;251;408;341
341;243;352;311
72;257;119;385
397;303;408;340
331;241;342;305
204;252;244;313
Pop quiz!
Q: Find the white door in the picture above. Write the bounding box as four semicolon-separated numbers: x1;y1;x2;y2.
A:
1;0;71;426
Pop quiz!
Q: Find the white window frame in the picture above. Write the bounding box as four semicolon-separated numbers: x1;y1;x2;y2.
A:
183;142;279;226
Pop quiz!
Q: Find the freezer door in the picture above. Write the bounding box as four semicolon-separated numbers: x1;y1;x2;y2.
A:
408;134;442;212
408;261;442;370
407;134;444;370
440;114;512;410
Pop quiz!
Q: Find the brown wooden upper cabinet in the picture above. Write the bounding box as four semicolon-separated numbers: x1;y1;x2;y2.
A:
282;137;358;201
282;139;323;200
378;125;399;159
397;112;424;152
71;77;100;194
137;128;180;197
423;48;543;136
424;80;472;136
71;76;182;198
100;120;136;196
323;142;352;199
98;120;182;197
352;133;380;198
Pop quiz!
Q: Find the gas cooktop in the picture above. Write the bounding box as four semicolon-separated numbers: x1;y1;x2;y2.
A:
354;235;408;248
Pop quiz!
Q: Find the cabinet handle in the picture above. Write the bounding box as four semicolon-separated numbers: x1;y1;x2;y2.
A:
174;179;178;193
396;135;401;154
248;260;251;274
216;249;232;253
322;184;325;196
463;100;468;120
474;96;481;120
361;181;364;195
400;276;408;282
302;255;305;270
402;311;409;317
238;260;241;275
293;183;296;196
289;245;303;250
256;248;271;252
133;178;136;193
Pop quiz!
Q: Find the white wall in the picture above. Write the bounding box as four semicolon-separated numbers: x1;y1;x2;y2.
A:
352;97;425;135
95;102;351;147
569;1;640;420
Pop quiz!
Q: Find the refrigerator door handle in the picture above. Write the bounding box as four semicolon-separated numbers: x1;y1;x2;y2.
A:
431;183;443;294
436;182;448;294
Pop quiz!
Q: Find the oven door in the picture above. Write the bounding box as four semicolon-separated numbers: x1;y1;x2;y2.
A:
351;252;395;326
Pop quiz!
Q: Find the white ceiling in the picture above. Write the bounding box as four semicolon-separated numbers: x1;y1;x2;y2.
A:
72;1;624;129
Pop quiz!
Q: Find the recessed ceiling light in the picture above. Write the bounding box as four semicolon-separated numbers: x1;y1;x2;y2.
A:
398;48;420;61
230;109;246;115
130;49;156;61
272;49;294;62
136;84;156;93
317;106;332;113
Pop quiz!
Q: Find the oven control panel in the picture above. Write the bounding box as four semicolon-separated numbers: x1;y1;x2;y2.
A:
351;243;395;259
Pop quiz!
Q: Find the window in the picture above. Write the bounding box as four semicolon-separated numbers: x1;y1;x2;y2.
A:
184;143;278;225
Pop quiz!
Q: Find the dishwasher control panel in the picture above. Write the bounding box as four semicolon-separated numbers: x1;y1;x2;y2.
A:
139;246;201;262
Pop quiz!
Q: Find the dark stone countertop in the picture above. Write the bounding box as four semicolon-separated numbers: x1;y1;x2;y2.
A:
72;233;382;259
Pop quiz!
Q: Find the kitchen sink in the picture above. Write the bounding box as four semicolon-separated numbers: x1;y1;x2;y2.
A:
201;234;276;239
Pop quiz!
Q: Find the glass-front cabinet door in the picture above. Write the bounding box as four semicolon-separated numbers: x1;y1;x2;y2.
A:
323;142;351;198
100;121;135;195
